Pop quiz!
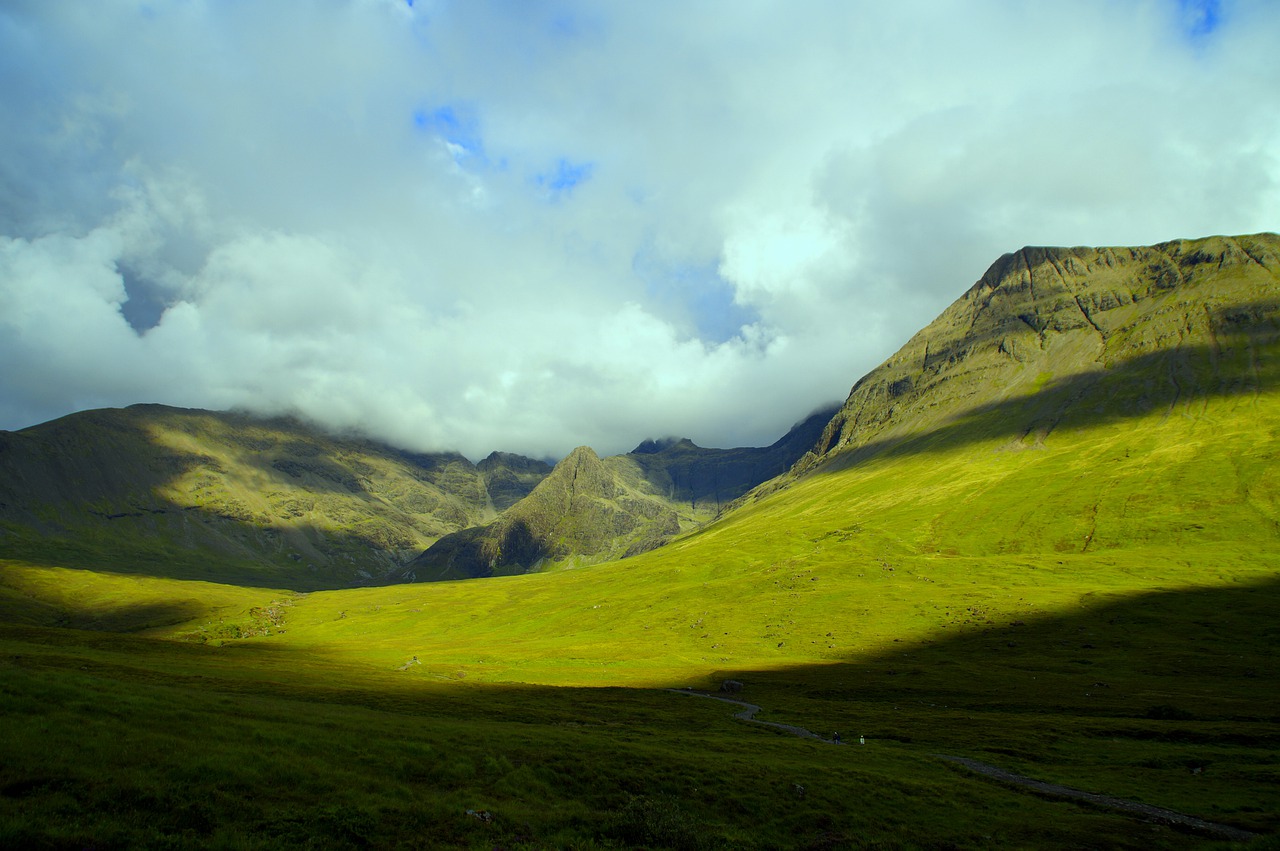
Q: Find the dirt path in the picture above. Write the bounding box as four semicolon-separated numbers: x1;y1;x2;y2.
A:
937;755;1256;842
666;689;1257;842
666;688;832;742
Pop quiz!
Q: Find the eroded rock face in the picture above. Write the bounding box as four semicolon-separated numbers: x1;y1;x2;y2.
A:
800;233;1280;472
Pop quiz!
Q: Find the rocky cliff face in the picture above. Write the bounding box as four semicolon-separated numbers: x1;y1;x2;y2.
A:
625;407;835;509
794;233;1280;474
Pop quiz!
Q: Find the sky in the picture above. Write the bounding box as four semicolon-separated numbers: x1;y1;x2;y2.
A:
1;0;1277;460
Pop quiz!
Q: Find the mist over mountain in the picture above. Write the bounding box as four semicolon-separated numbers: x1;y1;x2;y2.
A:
2;233;1276;592
0;405;548;589
3;3;1276;462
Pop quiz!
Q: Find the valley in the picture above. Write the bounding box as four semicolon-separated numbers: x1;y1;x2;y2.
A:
1;234;1278;848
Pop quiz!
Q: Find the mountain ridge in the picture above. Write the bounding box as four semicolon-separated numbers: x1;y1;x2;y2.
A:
403;408;835;580
790;232;1280;478
0;404;550;588
0;402;837;587
3;232;1276;589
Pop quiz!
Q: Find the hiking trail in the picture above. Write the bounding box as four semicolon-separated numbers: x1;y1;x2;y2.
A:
666;688;1257;842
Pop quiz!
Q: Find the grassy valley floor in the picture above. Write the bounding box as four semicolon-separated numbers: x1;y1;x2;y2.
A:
2;369;1278;847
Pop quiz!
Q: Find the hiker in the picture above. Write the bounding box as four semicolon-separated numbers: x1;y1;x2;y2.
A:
859;735;865;745
833;732;841;744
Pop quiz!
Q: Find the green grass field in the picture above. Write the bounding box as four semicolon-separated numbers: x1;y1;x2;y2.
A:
3;362;1277;848
4;257;1280;848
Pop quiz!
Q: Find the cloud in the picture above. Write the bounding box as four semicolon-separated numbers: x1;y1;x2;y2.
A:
1;0;1277;459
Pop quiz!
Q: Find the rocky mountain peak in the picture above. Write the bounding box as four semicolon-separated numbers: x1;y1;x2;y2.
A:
798;232;1280;473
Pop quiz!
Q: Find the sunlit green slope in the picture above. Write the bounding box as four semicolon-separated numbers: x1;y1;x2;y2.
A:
2;234;1277;847
266;233;1280;686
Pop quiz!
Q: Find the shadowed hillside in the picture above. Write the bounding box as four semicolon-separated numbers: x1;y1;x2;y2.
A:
0;233;1277;848
0;406;549;588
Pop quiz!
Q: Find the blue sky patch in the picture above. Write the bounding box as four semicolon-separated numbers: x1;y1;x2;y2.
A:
413;104;485;163
1179;0;1222;41
633;246;760;344
535;158;594;198
116;263;169;335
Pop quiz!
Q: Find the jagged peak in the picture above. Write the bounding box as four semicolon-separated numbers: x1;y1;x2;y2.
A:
554;445;604;472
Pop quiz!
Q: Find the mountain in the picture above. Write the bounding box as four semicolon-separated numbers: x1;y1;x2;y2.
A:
403;408;835;580
0;399;831;589
627;406;835;508
476;451;555;511
3;234;1278;848
403;445;683;581
0;405;548;588
786;232;1280;477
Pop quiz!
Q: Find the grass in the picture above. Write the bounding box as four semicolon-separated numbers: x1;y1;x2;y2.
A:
0;623;1243;850
3;248;1279;846
2;374;1276;847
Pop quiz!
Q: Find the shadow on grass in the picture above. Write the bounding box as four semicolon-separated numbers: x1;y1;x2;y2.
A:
1;576;1277;846
709;575;1279;722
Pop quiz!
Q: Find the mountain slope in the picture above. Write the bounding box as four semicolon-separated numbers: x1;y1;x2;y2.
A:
3;233;1278;847
404;446;683;581
795;232;1280;475
403;409;835;580
0;405;548;588
256;232;1277;691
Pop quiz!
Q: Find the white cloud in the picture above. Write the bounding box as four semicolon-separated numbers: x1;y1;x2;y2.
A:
1;0;1277;458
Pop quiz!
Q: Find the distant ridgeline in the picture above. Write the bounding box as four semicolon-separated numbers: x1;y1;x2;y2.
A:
402;408;834;582
0;406;549;589
0;400;833;588
2;232;1276;589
